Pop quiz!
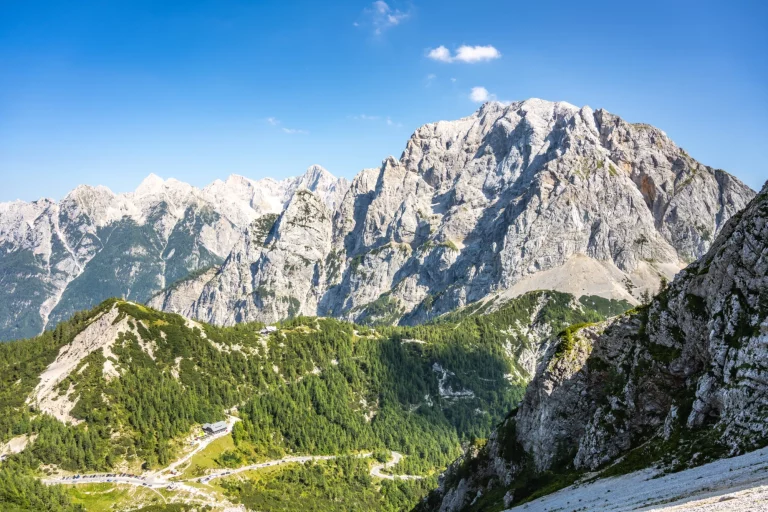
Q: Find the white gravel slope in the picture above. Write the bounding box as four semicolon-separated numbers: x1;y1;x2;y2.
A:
508;447;768;512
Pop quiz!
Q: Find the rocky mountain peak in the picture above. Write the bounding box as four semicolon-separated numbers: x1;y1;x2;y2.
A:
152;100;753;330
293;165;350;212
133;172;167;196
298;164;334;186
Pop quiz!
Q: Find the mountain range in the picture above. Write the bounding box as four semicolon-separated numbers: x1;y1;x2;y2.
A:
153;99;755;329
0;165;348;341
0;99;765;512
0;99;752;343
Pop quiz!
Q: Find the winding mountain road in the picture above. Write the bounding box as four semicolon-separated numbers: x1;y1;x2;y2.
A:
370;451;424;480
44;430;422;511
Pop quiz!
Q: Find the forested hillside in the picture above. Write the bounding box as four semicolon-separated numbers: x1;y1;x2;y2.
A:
0;291;630;511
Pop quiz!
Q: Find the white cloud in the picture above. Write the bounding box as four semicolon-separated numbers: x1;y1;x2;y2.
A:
427;46;452;63
427;44;501;63
358;1;410;35
455;45;501;63
266;117;280;125
351;113;401;127
469;86;495;103
450;77;457;82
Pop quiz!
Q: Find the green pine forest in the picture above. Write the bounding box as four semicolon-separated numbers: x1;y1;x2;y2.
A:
0;291;630;511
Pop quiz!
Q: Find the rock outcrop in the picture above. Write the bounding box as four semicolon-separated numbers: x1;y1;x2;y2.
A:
160;99;753;327
418;180;768;511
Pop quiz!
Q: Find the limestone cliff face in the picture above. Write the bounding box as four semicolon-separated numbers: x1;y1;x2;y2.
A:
188;190;334;325
418;181;768;512
162;99;753;327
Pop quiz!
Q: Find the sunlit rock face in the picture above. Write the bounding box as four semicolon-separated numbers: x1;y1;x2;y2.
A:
0;166;348;341
161;99;753;327
418;181;768;512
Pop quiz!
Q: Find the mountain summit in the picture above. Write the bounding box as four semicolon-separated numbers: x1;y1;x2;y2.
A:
153;99;754;327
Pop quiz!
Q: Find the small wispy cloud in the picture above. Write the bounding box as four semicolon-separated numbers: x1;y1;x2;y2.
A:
425;73;436;87
427;45;501;63
469;86;495;103
350;113;402;127
266;117;308;134
356;1;411;35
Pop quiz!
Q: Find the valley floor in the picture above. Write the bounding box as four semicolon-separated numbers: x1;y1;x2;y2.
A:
508;446;768;512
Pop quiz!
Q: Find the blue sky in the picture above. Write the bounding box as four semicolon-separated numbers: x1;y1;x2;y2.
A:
1;0;766;201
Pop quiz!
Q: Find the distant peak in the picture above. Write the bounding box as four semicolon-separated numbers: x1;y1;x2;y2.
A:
303;164;333;179
135;173;166;195
65;184;115;202
225;174;256;186
69;183;113;194
298;165;336;190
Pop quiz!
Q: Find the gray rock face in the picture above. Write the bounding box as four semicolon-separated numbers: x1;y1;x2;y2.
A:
0;166;348;341
163;99;753;327
188;190;334;324
419;180;768;512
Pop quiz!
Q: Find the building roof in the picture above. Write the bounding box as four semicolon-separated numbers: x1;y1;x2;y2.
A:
202;421;227;432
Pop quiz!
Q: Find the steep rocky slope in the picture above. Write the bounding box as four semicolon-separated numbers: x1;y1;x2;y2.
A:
0;166;348;341
418;180;768;511
508;446;768;511
159;99;753;327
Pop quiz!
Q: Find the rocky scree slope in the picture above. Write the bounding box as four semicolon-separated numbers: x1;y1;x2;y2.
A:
417;180;768;512
156;99;753;327
0;165;348;341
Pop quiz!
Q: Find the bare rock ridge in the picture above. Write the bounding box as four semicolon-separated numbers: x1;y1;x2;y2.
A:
418;180;768;511
0;166;349;341
153;99;754;327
